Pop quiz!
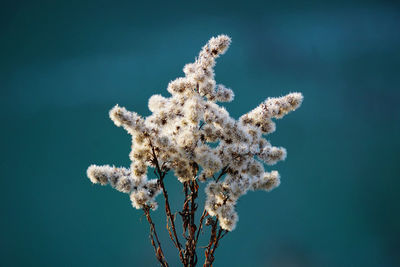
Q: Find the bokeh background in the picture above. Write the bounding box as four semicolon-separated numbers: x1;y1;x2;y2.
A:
1;0;399;266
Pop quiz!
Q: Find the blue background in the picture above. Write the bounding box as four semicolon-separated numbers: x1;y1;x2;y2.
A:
1;0;399;266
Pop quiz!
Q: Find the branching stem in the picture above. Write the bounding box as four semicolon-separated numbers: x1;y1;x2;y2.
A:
143;206;169;267
146;140;229;266
150;141;186;266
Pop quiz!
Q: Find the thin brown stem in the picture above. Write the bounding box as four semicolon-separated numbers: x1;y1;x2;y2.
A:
178;165;200;266
215;165;229;183
150;142;186;266
204;226;227;267
204;218;218;266
159;175;186;265
209;228;223;258
187;180;199;266
180;182;190;240
198;121;205;130
194;210;208;246
143;206;169;267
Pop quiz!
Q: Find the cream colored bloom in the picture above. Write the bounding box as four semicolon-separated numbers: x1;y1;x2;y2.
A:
87;34;303;231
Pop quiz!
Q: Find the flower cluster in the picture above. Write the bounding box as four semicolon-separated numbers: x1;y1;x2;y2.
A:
87;35;303;231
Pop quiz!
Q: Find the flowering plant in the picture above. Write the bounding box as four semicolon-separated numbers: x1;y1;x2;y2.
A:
87;35;303;266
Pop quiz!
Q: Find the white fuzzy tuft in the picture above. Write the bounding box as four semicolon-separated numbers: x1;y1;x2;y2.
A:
86;35;302;232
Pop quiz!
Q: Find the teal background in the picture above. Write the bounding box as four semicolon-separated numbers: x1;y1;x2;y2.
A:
1;1;400;266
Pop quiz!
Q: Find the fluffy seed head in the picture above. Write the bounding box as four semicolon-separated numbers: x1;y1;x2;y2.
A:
86;34;302;232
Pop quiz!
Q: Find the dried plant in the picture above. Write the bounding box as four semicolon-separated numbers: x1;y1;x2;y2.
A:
86;35;303;266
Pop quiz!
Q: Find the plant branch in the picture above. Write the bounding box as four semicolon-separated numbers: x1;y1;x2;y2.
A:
215;165;229;183
143;206;169;267
194;210;208;247
204;226;227;267
150;142;186;266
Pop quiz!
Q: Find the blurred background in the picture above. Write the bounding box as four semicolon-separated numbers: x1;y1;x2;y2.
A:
1;0;399;266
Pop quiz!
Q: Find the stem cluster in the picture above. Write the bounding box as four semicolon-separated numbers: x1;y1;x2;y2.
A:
144;143;228;266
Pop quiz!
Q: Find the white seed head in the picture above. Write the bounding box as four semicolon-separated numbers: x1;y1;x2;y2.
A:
87;35;302;232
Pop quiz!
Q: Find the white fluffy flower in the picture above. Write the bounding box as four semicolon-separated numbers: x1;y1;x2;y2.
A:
87;34;302;232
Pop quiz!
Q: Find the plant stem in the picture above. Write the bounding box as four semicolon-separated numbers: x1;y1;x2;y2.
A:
143;206;169;267
150;143;186;266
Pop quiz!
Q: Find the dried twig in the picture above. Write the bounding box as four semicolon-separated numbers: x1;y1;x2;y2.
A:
204;226;227;267
150;142;186;266
143;206;169;267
